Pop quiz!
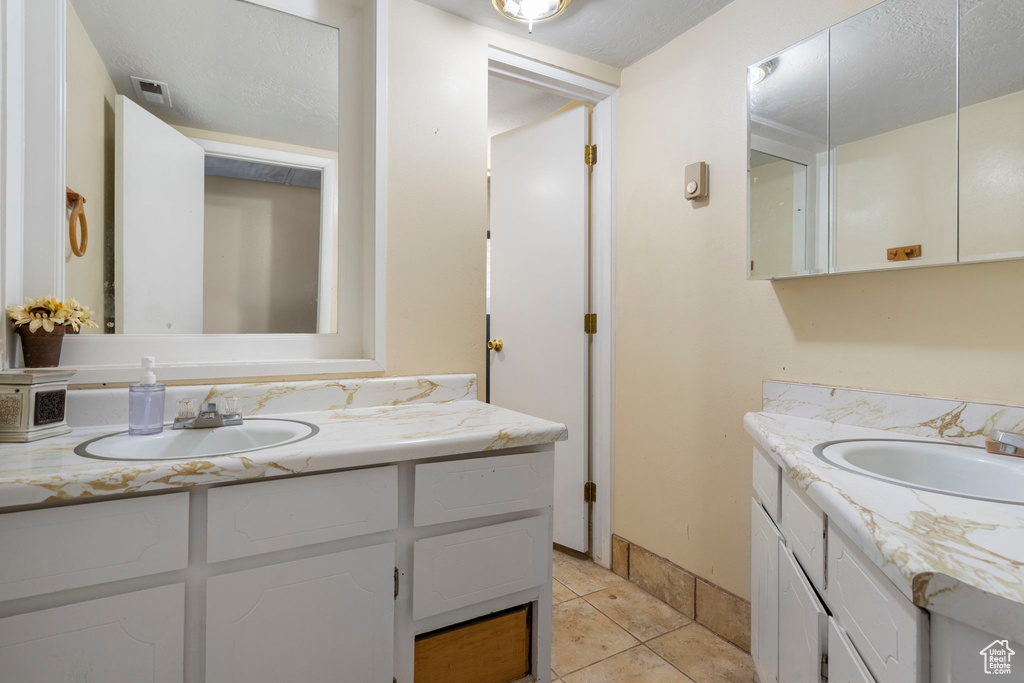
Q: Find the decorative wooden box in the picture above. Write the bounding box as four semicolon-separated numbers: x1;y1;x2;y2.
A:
0;369;76;442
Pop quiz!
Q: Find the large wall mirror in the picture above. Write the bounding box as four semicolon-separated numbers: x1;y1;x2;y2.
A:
747;0;1024;279
7;0;384;381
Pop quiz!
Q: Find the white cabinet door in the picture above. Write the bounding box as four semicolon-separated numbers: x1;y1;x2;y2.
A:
0;584;184;683
779;547;827;683
752;499;783;683
206;543;395;683
829;618;877;683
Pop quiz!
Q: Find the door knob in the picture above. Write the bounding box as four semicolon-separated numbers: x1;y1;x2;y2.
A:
487;338;504;352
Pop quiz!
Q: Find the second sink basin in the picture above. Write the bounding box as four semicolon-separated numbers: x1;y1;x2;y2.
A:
814;438;1024;505
75;418;319;461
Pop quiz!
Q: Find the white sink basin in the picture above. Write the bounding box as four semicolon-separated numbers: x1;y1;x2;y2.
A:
814;439;1024;505
75;419;319;461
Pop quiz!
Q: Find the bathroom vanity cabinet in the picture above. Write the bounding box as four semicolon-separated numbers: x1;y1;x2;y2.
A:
751;443;1021;683
0;447;556;682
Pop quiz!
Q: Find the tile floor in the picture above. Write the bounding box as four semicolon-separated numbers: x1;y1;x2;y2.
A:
551;551;755;683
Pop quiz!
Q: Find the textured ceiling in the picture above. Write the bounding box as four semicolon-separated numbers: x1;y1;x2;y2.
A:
489;75;571;139
414;0;734;68
751;0;1024;148
70;0;341;150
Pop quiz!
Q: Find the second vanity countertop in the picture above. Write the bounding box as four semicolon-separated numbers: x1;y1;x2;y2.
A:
745;410;1024;642
0;397;567;509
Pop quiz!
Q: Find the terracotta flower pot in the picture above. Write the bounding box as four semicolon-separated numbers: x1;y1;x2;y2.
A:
17;325;66;368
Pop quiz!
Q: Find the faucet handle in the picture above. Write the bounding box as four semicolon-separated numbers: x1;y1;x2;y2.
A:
176;399;197;419
201;402;219;416
221;397;240;416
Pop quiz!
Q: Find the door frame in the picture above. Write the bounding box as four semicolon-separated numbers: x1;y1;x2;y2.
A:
487;47;617;568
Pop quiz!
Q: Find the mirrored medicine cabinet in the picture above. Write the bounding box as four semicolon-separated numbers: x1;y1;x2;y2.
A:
747;0;1024;279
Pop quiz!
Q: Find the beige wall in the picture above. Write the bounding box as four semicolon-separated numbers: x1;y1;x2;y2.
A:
614;0;1024;600
203;176;320;334
749;157;797;278
835;114;957;271
65;2;115;331
384;0;617;380
960;88;1024;261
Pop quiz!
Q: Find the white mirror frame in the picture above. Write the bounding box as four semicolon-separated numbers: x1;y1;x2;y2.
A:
2;0;387;383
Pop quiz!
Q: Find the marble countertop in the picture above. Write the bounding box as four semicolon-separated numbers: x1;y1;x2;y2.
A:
0;400;567;509
745;410;1024;641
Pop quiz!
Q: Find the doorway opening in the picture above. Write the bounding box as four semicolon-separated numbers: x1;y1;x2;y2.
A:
485;48;617;566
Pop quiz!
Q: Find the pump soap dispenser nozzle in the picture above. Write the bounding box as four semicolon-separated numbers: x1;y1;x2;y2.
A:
140;356;157;385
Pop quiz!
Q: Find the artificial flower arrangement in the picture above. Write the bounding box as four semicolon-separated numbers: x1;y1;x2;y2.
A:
6;296;98;366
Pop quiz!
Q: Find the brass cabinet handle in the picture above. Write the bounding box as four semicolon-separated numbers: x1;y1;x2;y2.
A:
487;338;504;352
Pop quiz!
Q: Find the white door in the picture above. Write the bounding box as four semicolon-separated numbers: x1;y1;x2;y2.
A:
779;546;828;682
751;499;782;683
0;584;184;682
206;543;395;683
489;106;590;552
115;95;205;334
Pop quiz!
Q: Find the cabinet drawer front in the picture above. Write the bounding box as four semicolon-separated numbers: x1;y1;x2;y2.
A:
0;493;188;601
753;446;781;521
781;476;825;591
779;547;827;683
206;543;396;683
414;452;553;526
414;517;549;620
827;527;927;683
208;466;398;562
0;584;185;683
751;499;782;683
829;618;877;683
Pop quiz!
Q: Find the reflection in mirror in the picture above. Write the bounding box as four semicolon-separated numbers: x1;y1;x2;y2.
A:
65;0;340;334
747;31;828;279
830;0;957;272
959;0;1024;262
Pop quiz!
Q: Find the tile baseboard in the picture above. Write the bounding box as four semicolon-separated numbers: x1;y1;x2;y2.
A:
612;535;750;653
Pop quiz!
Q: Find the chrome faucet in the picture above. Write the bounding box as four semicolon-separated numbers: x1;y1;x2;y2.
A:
173;398;243;430
990;430;1024;456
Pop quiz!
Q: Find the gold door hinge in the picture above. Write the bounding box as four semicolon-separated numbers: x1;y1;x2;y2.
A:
584;313;597;335
585;144;597;167
584;482;597;503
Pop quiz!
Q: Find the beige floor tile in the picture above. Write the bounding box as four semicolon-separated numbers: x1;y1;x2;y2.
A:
648;623;755;683
552;598;640;676
584;582;692;641
554;551;629;596
562;646;695;683
553;579;577;604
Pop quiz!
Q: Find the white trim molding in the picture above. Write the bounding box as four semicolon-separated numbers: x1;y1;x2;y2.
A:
3;0;387;384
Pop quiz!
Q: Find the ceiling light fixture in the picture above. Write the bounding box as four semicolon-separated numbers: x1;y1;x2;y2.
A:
492;0;573;34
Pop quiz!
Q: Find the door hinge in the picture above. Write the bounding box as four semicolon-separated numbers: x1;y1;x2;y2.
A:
394;567;399;599
585;144;597;167
821;653;829;681
584;482;597;503
584;313;597;335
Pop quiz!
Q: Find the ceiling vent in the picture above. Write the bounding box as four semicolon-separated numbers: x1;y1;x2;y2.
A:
130;76;172;107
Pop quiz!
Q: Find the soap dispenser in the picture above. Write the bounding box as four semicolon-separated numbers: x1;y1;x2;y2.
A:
129;356;166;435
